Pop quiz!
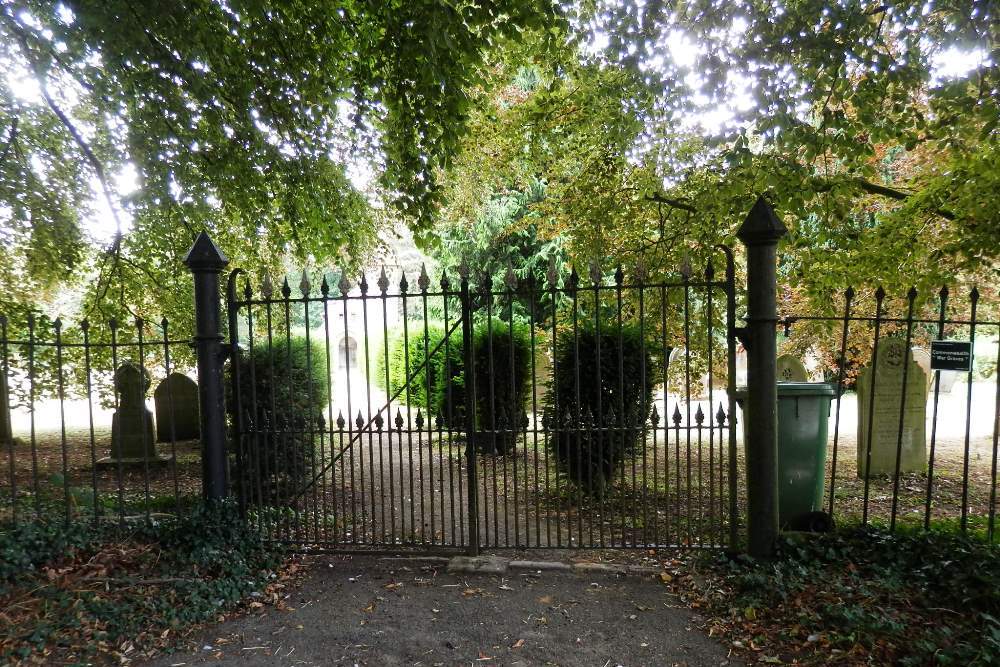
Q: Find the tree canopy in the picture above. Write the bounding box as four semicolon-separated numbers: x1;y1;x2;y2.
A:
0;0;562;326
432;1;998;312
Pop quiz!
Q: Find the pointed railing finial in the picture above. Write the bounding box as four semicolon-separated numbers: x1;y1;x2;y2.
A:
736;195;787;246
183;231;229;270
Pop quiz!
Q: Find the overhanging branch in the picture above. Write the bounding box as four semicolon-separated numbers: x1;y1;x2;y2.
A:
648;177;956;221
646;192;698;213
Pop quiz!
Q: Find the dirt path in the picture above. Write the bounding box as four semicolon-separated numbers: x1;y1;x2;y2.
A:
142;554;737;667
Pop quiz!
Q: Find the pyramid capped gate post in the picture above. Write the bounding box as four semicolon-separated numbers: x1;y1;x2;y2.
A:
184;232;230;501
737;195;787;558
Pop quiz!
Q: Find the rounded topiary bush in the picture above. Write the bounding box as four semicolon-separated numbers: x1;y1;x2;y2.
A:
437;320;532;453
377;319;532;454
546;324;653;498
229;336;328;506
377;323;455;411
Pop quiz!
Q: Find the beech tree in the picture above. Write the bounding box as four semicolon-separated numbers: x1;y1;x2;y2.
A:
0;1;562;326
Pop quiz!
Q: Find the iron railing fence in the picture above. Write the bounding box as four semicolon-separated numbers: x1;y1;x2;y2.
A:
227;251;742;552
779;285;1000;541
0;315;200;527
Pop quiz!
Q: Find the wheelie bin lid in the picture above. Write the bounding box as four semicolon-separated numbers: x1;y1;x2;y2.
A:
776;381;836;397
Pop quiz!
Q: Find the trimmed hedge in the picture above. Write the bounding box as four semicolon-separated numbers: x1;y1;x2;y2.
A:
377;320;532;453
230;336;328;505
546;324;653;497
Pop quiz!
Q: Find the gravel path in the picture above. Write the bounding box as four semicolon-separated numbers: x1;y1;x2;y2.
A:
142;554;738;667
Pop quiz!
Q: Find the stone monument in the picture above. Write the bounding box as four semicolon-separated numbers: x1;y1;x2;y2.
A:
102;363;166;465
154;373;200;442
856;338;928;477
776;354;809;382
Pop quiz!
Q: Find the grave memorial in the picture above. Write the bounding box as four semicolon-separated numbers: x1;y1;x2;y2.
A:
856;338;928;477
154;373;200;442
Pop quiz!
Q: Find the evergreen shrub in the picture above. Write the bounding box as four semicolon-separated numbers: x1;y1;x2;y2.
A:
546;324;653;497
230;336;328;505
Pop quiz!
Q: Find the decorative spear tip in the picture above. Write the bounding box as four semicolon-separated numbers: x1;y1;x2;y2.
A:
183;231;229;270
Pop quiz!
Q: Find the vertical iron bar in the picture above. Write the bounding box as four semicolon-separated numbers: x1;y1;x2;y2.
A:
460;266;480;555
827;287;854;519
319;276;335;542
925;286;948;529
360;275;377;545
960;288;979;533
379;270;395;544
506;277;519;547
301;274;319;543
592;267;603;547
485;276;500;547
54;319;70;523
81;321;98;520
281;279;301;541
420;272;436;543
528;277;542;547
889;288;918;531
264;284;278;542
638;269;649;546
136;318;152;520
549;264;561;547
227;274;247;518
400;275;415;543
988;322;1000;543
160;319;181;515
861;287;887;526
243;281;264;534
659;286;669;546
705;262;715;546
0;317;13;524
682;271;692;546
341;278;359;543
109;318;124;525
571;268;583;547
722;247;739;550
27;314;39;516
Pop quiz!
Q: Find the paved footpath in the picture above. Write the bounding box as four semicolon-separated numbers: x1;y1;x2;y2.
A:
143;554;738;667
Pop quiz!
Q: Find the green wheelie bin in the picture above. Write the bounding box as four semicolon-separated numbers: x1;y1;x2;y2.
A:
774;382;836;529
737;382;837;530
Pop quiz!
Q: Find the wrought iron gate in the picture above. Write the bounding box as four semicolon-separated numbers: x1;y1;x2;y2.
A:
226;248;740;552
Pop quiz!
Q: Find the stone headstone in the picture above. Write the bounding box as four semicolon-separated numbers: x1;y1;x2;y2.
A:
856;338;928;477
912;348;933;389
777;354;809;382
107;363;160;462
154;373;200;442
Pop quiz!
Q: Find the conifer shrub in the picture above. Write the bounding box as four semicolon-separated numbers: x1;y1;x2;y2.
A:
546;324;653;497
230;336;328;505
378;320;532;453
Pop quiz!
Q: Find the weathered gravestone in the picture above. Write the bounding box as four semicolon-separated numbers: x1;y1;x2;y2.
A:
856;338;928;477
777;354;809;382
912;348;935;390
154;373;200;441
102;363;166;464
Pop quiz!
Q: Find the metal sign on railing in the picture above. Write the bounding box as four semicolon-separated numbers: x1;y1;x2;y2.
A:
930;340;973;372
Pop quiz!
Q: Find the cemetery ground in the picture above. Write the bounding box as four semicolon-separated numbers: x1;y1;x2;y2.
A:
2;384;998;664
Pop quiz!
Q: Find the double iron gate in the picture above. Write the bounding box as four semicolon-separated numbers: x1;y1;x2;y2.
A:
225;249;740;553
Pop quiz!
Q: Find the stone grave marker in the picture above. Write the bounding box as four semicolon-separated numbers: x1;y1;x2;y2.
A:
777;354;809;382
912;348;934;389
856;338;928;477
154;373;200;441
102;363;166;465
